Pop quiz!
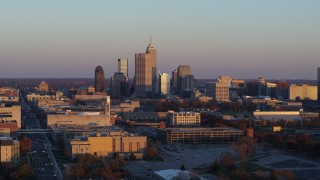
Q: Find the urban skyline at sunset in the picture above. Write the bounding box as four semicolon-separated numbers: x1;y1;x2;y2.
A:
1;1;319;79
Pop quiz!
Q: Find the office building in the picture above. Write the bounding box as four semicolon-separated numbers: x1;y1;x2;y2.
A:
95;66;105;92
118;58;128;77
206;76;230;101
47;97;111;127
134;40;157;98
159;73;170;96
171;70;178;94
38;81;49;93
65;126;147;159
156;127;244;144
176;65;196;98
110;73;129;98
0;137;19;163
318;67;320;105
0;104;21;128
169;112;201;127
289;84;317;100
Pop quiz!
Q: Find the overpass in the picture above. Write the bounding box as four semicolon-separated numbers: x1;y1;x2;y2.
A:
18;129;52;134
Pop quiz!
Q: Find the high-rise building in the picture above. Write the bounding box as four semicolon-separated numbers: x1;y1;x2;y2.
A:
95;66;105;92
134;39;157;98
206;76;230;102
110;72;129;98
118;58;128;77
318;67;320;106
289;84;317;100
171;70;178;94
176;65;196;98
159;73;170;96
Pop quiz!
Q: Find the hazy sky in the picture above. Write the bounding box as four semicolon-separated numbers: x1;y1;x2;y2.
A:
1;1;319;79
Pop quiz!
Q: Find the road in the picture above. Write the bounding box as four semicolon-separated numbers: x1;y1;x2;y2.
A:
21;101;62;180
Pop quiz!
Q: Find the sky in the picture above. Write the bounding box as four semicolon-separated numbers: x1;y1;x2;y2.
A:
0;1;319;79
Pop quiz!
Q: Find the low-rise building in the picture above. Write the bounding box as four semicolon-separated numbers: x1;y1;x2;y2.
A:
156;127;244;144
0;104;21;128
0;137;19;163
169;112;200;127
65;127;147;159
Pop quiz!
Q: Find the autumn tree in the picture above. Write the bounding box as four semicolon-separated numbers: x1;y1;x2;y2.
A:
232;137;257;163
19;136;32;155
146;144;159;158
10;164;36;180
231;170;251;180
219;151;236;169
271;170;295;180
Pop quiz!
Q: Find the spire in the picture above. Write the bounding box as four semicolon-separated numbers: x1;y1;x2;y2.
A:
146;35;155;53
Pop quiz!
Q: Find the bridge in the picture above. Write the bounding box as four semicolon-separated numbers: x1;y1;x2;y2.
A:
18;129;52;134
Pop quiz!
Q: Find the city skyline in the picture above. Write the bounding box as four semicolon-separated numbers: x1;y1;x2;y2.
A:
0;1;320;79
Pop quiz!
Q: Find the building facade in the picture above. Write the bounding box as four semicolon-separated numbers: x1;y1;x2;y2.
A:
118;58;128;77
110;73;129;98
159;73;170;96
318;67;320;106
0;105;21;128
176;65;196;98
156;127;244;144
66;131;147;159
134;40;157;98
95;66;105;92
169;112;201;127
289;84;317;100
0;137;19;163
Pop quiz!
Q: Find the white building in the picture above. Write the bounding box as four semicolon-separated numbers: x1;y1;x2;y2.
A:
159;73;171;96
169;112;201;127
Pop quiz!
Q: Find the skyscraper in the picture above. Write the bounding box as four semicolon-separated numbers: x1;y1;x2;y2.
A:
118;58;128;77
110;72;129;98
317;67;320;105
177;65;196;98
134;39;157;98
171;70;177;94
159;73;170;96
95;66;105;92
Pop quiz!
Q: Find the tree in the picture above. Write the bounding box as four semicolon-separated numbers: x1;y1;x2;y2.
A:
10;164;36;180
19;136;32;155
146;144;159;158
210;159;220;172
232;137;257;163
128;153;137;161
180;164;186;170
231;170;250;180
271;170;295;180
219;151;235;169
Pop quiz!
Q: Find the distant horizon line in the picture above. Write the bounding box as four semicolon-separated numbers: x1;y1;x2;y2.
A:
0;77;317;81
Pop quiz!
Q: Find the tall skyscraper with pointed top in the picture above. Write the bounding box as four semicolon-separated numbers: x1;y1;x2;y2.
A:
95;66;105;92
134;39;157;98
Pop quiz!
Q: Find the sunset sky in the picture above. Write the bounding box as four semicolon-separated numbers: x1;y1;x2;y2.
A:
1;1;319;79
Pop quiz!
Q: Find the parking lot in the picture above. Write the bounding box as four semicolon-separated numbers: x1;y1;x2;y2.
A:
125;144;231;179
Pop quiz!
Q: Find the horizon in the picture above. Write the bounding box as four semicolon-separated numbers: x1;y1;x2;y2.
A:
1;1;320;79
